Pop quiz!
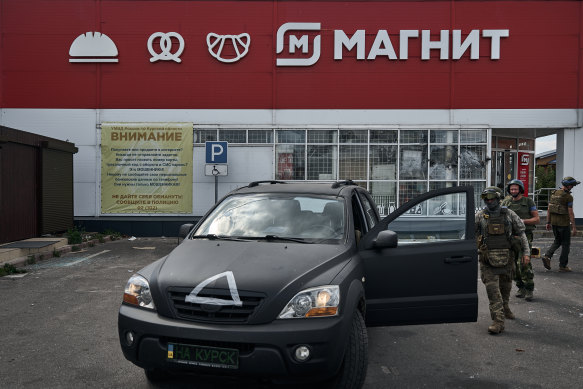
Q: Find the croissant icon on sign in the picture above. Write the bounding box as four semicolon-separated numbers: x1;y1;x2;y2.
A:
206;33;250;63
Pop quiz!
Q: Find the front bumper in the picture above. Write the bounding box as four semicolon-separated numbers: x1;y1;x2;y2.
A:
118;304;351;380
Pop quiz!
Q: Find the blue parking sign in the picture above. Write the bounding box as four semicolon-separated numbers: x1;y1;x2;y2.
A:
206;141;228;163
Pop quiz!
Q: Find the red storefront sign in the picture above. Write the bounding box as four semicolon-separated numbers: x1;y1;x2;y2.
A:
277;153;294;180
1;1;582;109
518;152;531;196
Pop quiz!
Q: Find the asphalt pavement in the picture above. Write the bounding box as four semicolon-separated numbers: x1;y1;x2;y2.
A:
1;235;582;388
366;234;583;388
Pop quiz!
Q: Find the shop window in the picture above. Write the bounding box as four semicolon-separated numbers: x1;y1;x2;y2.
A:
400;130;427;143
399;181;427;206
340;130;367;143
430;181;458;191
461;130;487;143
460;180;485;213
248;130;273;144
339;145;367;180
276;130;305;143
194;129;217;143
264;127;488;213
308;130;337;143
276;145;305;180
307;145;337;180
459;145;486;180
370;145;397;180
429;145;458;180
370;181;397;216
400;145;427;179
370;130;398;143
219;129;246;143
353;181;368;190
430;130;458;144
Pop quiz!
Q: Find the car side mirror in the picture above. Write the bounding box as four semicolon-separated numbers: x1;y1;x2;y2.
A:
178;223;194;240
373;230;398;249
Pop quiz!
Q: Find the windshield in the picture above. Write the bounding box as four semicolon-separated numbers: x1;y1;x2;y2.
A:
193;194;345;242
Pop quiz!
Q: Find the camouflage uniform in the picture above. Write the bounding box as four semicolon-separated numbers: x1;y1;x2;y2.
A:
545;188;575;269
501;195;536;294
475;206;529;330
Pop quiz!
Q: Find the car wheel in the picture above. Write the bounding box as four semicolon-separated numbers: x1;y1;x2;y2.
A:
331;310;368;389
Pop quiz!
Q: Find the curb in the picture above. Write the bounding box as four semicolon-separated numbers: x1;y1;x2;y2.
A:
4;235;119;269
533;231;583;239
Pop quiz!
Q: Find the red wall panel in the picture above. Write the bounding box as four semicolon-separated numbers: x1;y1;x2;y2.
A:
1;0;582;109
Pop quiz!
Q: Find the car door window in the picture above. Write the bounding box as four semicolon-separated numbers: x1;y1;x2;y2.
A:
351;194;368;242
360;186;477;327
357;190;378;229
387;192;466;244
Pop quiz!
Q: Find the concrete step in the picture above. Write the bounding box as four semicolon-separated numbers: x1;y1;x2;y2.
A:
533;224;583;239
0;238;69;266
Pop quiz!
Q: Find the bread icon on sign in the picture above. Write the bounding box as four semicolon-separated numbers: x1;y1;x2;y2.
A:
206;33;250;63
69;32;119;63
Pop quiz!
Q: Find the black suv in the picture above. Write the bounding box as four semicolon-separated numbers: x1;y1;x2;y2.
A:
118;181;478;388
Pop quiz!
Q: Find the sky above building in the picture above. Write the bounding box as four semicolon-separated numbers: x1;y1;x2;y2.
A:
536;134;556;154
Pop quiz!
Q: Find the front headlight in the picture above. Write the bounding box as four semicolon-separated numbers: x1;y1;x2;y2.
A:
278;285;340;319
123;274;156;310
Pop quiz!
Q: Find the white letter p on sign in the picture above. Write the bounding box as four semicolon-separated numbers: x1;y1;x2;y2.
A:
211;144;224;161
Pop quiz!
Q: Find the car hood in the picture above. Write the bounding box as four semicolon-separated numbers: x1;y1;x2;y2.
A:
154;239;348;297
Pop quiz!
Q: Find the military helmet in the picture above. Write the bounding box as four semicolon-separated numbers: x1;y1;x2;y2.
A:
506;179;525;194
562;176;580;187
481;186;503;200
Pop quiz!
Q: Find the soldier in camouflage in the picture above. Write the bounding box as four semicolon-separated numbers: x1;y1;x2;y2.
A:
543;176;580;272
475;186;530;334
501;179;539;301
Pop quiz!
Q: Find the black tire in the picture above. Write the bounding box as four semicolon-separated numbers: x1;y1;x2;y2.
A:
333;310;369;389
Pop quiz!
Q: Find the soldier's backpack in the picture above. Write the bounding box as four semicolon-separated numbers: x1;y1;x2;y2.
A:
548;189;569;215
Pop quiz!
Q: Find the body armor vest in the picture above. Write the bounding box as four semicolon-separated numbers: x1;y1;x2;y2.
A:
504;196;535;232
483;210;511;250
548;189;569;215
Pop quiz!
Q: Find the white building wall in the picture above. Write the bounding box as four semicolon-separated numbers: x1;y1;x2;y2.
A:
556;128;583;219
1;108;582;219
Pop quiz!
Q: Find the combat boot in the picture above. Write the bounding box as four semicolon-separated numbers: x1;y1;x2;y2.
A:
503;305;515;320
488;321;504;334
525;290;533;301
515;288;526;298
542;255;551;270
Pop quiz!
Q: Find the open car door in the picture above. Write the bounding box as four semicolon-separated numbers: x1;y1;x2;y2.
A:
360;186;478;327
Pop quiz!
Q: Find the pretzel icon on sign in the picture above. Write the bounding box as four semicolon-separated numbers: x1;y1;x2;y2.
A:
148;32;185;63
206;33;250;63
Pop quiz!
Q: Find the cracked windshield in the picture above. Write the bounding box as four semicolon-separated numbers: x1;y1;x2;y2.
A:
194;195;345;241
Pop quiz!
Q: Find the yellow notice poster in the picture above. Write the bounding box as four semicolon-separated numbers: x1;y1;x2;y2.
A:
101;123;193;214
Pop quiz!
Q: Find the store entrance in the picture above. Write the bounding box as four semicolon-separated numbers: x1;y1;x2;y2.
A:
493;150;516;190
490;136;535;196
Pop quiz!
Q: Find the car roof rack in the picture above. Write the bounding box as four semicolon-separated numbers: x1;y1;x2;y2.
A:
248;180;288;187
331;180;356;189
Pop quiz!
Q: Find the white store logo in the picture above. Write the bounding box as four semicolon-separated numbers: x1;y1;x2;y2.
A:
207;33;251;63
276;22;321;67
68;24;509;67
148;32;185;63
69;32;119;63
